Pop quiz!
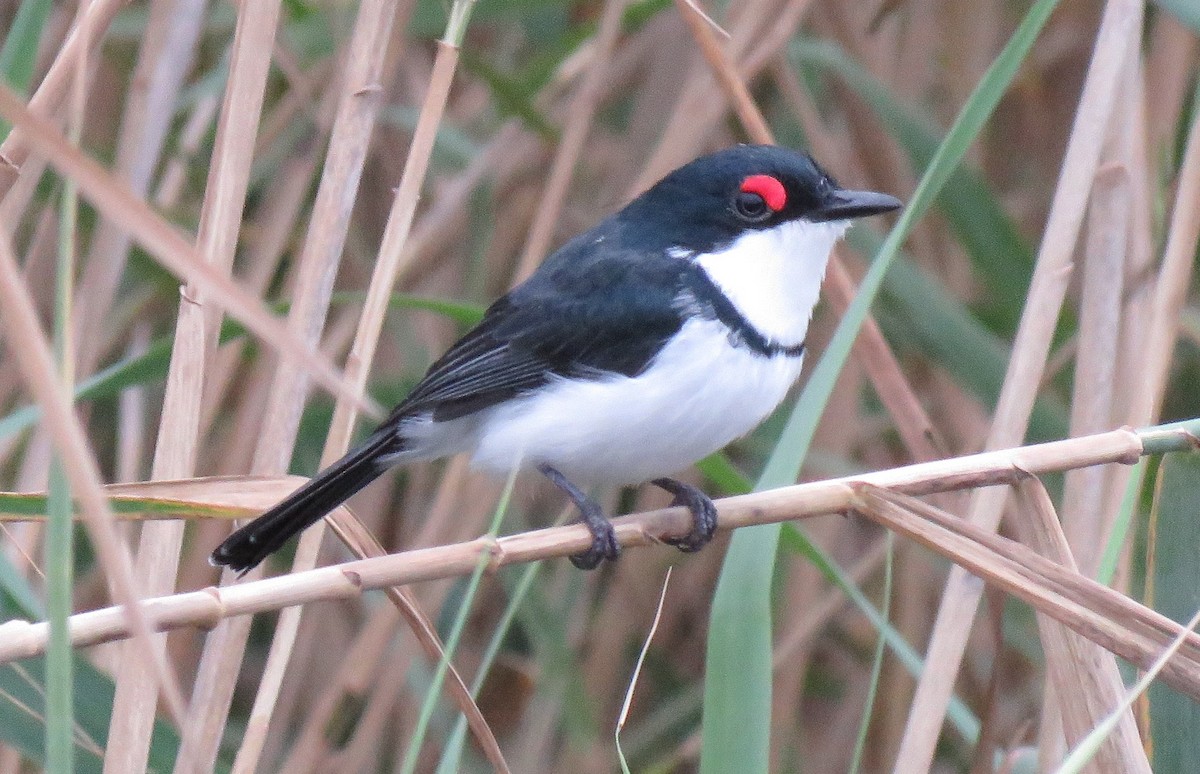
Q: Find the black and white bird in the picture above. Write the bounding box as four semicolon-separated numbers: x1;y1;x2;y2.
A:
211;144;901;573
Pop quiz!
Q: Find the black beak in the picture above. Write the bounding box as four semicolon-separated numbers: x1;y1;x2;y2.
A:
810;189;902;222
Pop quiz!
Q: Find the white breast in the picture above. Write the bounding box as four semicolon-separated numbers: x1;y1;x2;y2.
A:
465;317;805;486
693;219;846;346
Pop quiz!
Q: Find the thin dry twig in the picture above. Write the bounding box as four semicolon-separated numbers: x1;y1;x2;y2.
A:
0;0;129;198
0;425;1161;663
1009;476;1148;772
106;0;285;769
849;485;1200;704
1126;95;1200;426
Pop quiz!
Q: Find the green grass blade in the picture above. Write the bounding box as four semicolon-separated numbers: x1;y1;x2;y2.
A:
1097;458;1147;586
0;559;183;773
0;0;51;90
793;39;1035;332
435;559;543;773
699;520;781;774
701;2;1058;769
0;657;184;774
694;452;752;494
44;462;73;774
780;524;980;741
849;533;893;774
0;491;248;521
785;0;1062;456
1145;453;1200;770
46;108;81;773
0;0;52;138
399;466;517;774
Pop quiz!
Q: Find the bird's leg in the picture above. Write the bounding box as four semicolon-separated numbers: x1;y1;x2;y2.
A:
537;463;620;569
651;478;718;553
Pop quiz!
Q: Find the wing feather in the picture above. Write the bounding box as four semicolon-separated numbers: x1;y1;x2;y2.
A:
391;242;689;423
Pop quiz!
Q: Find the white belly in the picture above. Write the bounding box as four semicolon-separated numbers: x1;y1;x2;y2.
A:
466;317;804;486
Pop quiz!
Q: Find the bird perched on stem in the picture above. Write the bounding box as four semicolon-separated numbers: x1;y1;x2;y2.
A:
211;144;901;573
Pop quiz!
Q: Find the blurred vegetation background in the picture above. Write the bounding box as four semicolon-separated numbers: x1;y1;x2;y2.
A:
0;0;1198;772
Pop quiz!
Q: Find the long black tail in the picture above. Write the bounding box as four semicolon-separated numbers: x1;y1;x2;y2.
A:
211;429;400;573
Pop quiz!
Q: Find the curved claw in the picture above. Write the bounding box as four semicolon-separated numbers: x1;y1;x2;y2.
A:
652;478;718;553
569;521;621;569
539;463;622;570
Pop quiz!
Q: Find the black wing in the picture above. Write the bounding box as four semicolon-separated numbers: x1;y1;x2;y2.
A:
394;239;688;422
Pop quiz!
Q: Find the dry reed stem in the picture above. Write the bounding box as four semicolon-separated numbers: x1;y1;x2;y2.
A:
237;35;509;774
0;0;128;197
105;1;284;769
772;535;887;668
1063;161;1127;575
628;0;781;194
1065;159;1128;576
513;0;629;283
197;149;324;438
0;426;1156;662
1102;58;1154;587
72;0;206;378
895;3;1145;768
849;486;1200;705
325;501;512;772
276;607;401;771
115;326;149;483
1144;15;1198;155
180;0;409;767
0;85;381;419
1127;96;1200;427
153;92;220;210
0;233;187;722
674;0;772;143
248;4;394;477
1009;477;1149;772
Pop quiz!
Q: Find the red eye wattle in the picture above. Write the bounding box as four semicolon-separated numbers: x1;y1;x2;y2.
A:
739;175;786;212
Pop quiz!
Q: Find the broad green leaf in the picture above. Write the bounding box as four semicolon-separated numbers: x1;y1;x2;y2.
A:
1146;453;1200;771
0;490;251;521
0;657;184;774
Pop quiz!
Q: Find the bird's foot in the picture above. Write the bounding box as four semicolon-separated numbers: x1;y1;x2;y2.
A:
538;464;621;569
567;513;620;570
651;478;717;553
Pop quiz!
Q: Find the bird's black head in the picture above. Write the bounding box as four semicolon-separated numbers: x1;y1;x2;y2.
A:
618;144;901;254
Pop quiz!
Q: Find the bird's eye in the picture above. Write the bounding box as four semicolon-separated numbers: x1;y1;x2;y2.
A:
734;191;771;223
734;174;786;224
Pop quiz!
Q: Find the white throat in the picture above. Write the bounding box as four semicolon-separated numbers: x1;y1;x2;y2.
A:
691;219;847;346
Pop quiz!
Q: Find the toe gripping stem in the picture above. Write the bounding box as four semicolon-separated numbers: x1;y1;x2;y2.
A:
651;478;718;553
538;464;619;570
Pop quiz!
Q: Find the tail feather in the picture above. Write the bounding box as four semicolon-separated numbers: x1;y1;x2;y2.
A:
211;430;399;573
